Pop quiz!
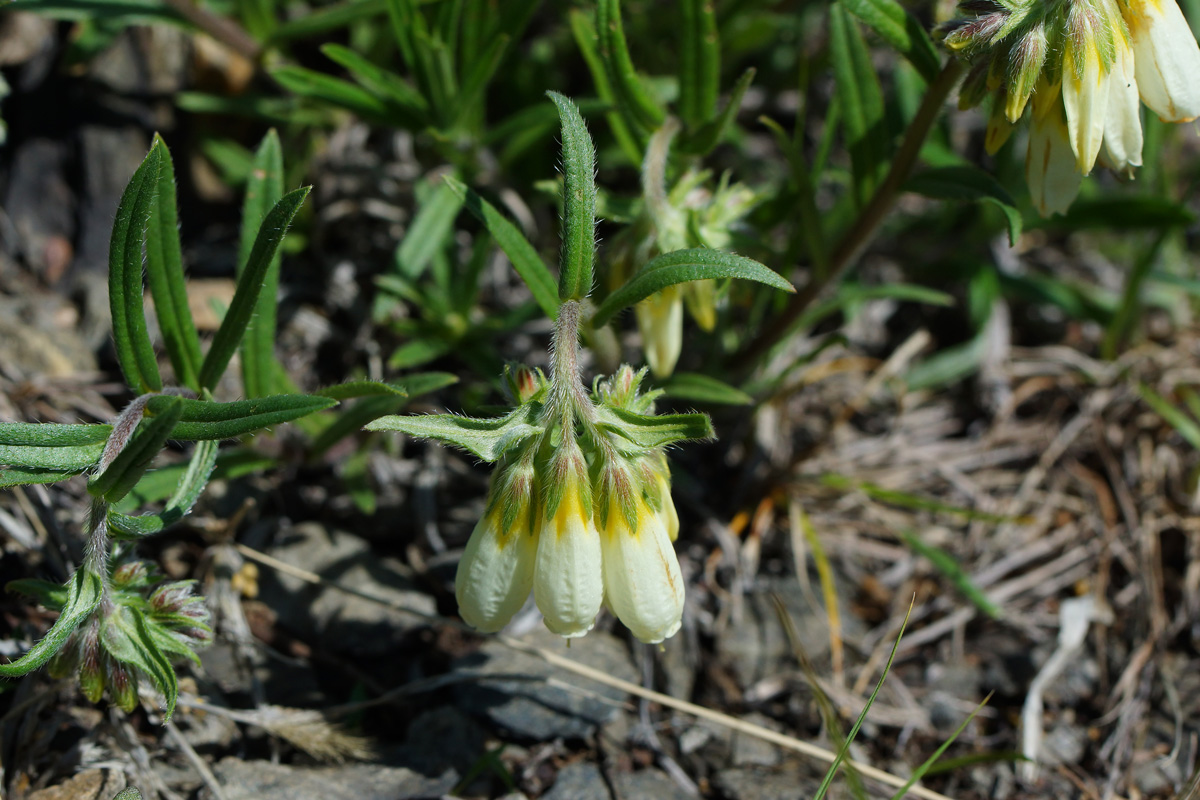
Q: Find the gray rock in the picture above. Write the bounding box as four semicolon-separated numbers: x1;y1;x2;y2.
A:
718;576;862;689
611;768;694;800
712;767;821;800
453;628;637;741
258;522;435;655
207;758;456;800
731;713;782;767
542;762;610;800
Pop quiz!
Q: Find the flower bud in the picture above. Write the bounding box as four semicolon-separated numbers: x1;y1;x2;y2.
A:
504;364;546;405
108;661;139;713
112;561;150;589
635;286;684;378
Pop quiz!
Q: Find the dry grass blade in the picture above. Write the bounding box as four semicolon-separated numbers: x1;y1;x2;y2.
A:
177;699;375;763
772;592;866;799
234;543;956;800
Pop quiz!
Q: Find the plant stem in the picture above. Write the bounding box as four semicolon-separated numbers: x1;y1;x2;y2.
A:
547;300;592;431
163;0;262;61
738;58;964;366
1101;229;1168;360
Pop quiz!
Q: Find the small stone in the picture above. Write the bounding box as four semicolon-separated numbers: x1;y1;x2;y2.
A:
731;713;782;767
257;523;435;656
207;758;457;800
26;770;123;800
712;767;822;800
452;628;637;741
542;762;610;800
611;768;694;800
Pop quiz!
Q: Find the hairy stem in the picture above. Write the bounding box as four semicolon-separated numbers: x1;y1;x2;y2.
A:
738;59;964;366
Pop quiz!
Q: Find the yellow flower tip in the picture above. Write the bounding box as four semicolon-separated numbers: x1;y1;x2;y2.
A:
533;482;604;638
455;508;538;634
600;496;685;644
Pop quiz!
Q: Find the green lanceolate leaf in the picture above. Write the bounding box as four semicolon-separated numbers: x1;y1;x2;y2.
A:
679;67;755;156
320;43;428;120
271;66;395;121
394;179;463;280
0;423;113;447
0;568;103;677
444;176;558;319
568;9;642;165
315;380;408;400
596;0;665;131
366;402;542;462
829;1;888;208
660;372;754;405
0;467;79;488
679;0;719;127
0;442;105;471
547;92;597;303
239;130;285;399
199;186;310;390
144;394;337;441
145;135;202;390
109;143;164;394
907;165;1022;245
595;406;714;452
592;248;794;327
107;438;218;538
89;397;184;503
842;0;941;82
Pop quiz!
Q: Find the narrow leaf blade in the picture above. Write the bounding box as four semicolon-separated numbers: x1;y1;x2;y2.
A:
593;247;794;327
547;92;597;303
199;186;310;390
145;135;202;390
238;130;286;398
109;144;164;393
444;176;558;319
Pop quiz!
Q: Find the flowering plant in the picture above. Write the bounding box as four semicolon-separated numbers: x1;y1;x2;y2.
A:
369;93;793;642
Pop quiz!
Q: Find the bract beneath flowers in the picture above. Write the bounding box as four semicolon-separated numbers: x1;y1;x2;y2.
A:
941;0;1200;215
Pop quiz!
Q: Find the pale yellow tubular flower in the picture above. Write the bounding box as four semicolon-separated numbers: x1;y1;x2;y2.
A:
1121;0;1200;121
599;496;685;643
1101;31;1144;174
1027;94;1085;216
533;472;604;638
634;285;684;378
1062;5;1112;174
455;503;538;633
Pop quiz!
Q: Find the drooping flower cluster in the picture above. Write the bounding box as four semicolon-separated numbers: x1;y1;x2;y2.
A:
13;560;211;713
456;364;686;642
371;301;712;643
941;0;1200;215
